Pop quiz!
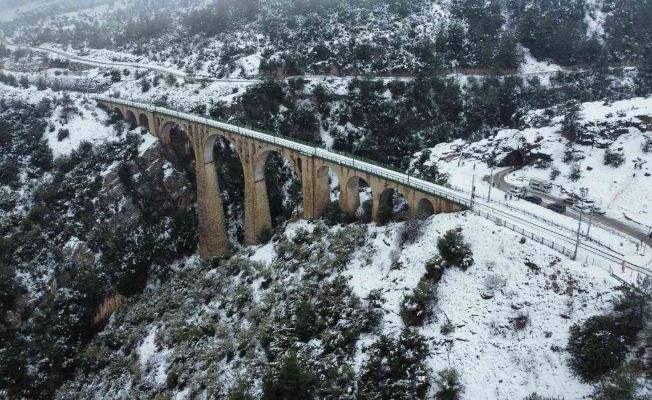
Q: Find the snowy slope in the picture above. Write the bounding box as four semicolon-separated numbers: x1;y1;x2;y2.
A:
418;97;652;231
341;213;618;399
0;83;121;156
506;98;652;228
53;212;625;399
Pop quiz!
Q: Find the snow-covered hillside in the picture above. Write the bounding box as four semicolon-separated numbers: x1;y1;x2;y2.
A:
418;97;652;230
55;213;623;399
2;1;652;399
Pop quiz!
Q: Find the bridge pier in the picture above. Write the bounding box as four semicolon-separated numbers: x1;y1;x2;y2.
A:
194;141;230;257
249;175;273;244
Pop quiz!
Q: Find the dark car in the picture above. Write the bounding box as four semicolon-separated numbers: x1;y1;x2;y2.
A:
562;197;575;205
524;195;543;205
547;202;566;213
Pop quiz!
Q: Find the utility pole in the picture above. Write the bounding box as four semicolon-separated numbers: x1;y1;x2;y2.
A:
470;163;476;210
585;208;594;239
487;161;495;202
640;228;651;255
573;187;588;260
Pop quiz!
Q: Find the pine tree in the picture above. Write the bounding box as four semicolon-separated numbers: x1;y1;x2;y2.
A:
635;50;652;96
19;75;29;89
561;100;582;142
262;352;314;400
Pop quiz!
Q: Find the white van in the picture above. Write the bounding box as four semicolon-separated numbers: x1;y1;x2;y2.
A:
528;178;552;193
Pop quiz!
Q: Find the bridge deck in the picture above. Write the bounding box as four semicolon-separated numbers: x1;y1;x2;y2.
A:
94;95;472;209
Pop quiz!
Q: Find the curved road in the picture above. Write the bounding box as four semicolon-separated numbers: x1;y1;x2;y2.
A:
2;37;639;85
494;168;652;247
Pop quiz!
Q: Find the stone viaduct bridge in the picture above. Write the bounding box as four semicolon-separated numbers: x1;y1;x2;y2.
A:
93;96;469;258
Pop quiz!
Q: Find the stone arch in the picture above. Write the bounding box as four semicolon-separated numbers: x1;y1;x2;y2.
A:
253;147;301;181
125;110;137;129
204;133;247;245
315;165;340;217
204;133;243;164
342;175;373;222
416;197;435;218
159;121;195;181
252;147;304;237
378;187;409;222
138;113;150;132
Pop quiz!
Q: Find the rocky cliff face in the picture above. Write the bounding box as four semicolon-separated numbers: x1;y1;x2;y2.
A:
0;125;201;399
97;140;196;233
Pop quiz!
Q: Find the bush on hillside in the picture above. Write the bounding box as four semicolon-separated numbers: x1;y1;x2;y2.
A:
358;199;373;223
612;280;651;343
400;277;438;327
397;217;425;247
424;255;447;282
262;351;315;400
376;201;393;225
294;300;318;342
568;164;582;181
0;159;20;187
592;362;646;400
437;229;473;270
257;226;273;244
435;368;464;400
322;200;345;226
568;315;628;381
140;79;151;93
358;329;430;399
512;311;529;331
561;100;582;142
57;128;70;141
19;76;29;89
603;148;625;167
30;141;53;171
642;136;651;153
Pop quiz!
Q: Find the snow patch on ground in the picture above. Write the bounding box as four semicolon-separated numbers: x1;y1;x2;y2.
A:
138;326;171;386
45;100;117;157
138;133;159;155
519;47;563;85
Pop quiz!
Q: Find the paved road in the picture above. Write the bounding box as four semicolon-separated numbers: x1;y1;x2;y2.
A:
3;37;640;85
0;37;261;83
494;168;652;247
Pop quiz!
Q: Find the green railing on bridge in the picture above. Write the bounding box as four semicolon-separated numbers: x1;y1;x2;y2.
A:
95;94;472;210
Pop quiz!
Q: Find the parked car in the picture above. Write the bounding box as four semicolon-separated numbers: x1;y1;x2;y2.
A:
547;202;566;213
562;197;575;205
507;188;523;198
572;203;592;214
590;204;606;215
524;195;543;205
